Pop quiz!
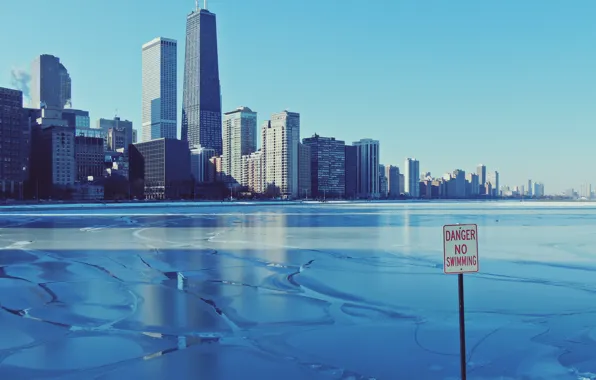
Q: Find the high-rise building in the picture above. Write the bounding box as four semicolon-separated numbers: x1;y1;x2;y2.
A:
302;134;346;198
353;139;380;198
242;151;265;194
129;138;191;200
527;179;533;197
182;5;222;154
379;164;388;198
98;117;134;152
62;109;90;129
262;111;300;197
404;158;420;197
534;182;545;198
141;37;177;142
344;145;357;199
190;145;216;183
450;169;466;198
492;171;500;197
398;173;405;195
31;54;71;109
0;87;29;198
477;164;487;194
298;143;312;198
385;165;400;198
75;136;104;182
222;107;257;186
466;173;479;197
579;183;592;199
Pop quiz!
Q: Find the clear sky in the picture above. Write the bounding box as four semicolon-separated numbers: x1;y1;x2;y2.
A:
2;0;595;193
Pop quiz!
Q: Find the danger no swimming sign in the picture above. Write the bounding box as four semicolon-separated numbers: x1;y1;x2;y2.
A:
443;224;479;274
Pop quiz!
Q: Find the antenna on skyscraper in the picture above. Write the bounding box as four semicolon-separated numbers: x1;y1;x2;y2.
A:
204;0;208;9
195;0;199;10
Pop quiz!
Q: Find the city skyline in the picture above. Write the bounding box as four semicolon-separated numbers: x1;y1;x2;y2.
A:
4;0;596;191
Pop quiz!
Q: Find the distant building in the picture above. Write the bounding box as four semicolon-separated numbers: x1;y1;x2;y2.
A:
0;88;29;198
30;107;75;199
182;7;222;155
31;54;71;109
302;134;345;198
132;129;138;143
75;135;104;182
353;139;380;198
297;143;311;198
344;145;357;199
62;109;90;129
534;182;545;197
379;164;388;198
242;150;265;194
142;37;177;142
129;138;191;200
477;164;487;194
450;169;466;198
98;117;134;152
527;179;533;197
466;173;479;197
190;145;216;183
262;111;300;198
222;107;257;186
398;173;405;195
385;165;400;198
210;156;223;182
404;158;420;198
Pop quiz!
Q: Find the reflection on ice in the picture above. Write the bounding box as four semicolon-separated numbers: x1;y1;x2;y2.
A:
1;201;596;378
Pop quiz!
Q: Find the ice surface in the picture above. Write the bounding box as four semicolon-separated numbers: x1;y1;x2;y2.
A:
1;201;596;378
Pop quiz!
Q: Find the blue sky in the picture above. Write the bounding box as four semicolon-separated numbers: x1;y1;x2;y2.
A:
2;0;595;193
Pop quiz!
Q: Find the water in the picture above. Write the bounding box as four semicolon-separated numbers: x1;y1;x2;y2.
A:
0;201;595;379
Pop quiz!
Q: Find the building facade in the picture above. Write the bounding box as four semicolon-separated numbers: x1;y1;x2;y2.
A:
477;164;487;194
385;165;400;198
75;136;104;182
98;117;134;152
344;145;357;199
298;143;311;198
241;150;265;194
353;139;380;198
261;111;300;198
182;7;222;155
31;54;71;109
129;138;191;200
222;107;257;186
302;134;345;199
404;158;420;197
142;37;177;142
190;145;216;183
0;88;29;198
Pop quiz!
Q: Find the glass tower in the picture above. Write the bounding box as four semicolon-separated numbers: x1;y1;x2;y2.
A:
141;37;177;142
30;54;72;109
181;8;222;155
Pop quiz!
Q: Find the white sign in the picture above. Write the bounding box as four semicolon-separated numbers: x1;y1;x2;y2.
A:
443;224;479;274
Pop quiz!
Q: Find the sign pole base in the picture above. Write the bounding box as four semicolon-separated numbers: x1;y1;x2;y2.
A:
458;273;467;380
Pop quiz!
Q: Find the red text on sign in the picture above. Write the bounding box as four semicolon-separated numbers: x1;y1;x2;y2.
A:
445;255;477;267
454;244;468;254
445;229;476;242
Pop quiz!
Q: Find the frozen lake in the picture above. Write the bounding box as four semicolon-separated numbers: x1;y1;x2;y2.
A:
1;201;596;379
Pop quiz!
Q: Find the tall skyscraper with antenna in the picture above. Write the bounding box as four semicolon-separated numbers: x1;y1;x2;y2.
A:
181;1;222;155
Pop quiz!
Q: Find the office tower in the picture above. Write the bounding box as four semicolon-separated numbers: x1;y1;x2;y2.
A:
344;145;357;199
129;138;191;199
352;139;380;198
242;151;265;193
477;164;487;194
466;173;479;196
302;134;346;198
98;117;134;152
398;173;405;195
142;37;177;142
222;107;257;185
404;158;420;197
181;5;222;154
379;164;388;198
534;182;545;198
262;111;300;197
385;165;400;198
30;107;75;199
580;183;592;199
31;54;71;109
0;87;29;198
450;169;466;198
75;135;104;181
298;143;311;198
62;109;90;129
132;129;138;143
527;179;533;197
492;171;500;196
190;145;216;183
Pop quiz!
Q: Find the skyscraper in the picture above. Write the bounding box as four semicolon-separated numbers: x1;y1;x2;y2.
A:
477;164;486;194
31;54;71;109
404;158;420;197
262;111;300;197
141;37;177;142
353;139;380;198
385;165;400;198
222;107;257;185
302;134;346;198
182;5;222;154
0;87;29;198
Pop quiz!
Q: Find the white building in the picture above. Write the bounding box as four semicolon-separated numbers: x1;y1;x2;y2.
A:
141;37;177;142
261;111;300;197
242;150;265;194
534;182;545;197
404;158;420;197
190;146;216;183
353;139;380;198
222;107;257;186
